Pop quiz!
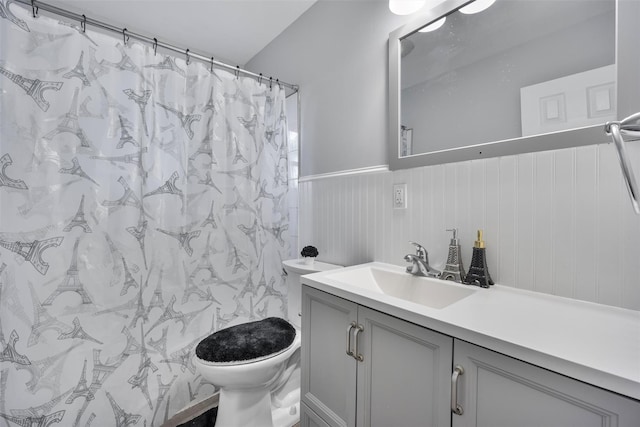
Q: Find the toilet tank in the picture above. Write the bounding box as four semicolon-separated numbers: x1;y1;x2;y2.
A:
282;259;342;329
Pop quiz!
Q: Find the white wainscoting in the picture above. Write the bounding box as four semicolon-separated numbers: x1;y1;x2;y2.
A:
298;143;640;311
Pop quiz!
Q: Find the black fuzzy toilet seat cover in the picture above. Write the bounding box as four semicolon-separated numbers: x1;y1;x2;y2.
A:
196;317;296;364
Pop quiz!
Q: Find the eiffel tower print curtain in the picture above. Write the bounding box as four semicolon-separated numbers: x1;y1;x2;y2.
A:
0;2;290;425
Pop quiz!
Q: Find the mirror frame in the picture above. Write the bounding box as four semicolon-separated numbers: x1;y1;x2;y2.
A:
388;0;638;170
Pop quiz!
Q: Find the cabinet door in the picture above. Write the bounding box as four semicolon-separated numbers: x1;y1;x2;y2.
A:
301;402;332;427
452;339;640;427
301;286;358;427
356;306;453;427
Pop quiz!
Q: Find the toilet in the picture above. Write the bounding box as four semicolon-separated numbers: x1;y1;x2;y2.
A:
194;258;342;427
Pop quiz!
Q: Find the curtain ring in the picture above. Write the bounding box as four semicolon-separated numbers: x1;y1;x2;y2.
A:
235;65;240;79
276;78;281;90
210;57;214;73
31;0;38;17
269;77;273;90
258;73;263;85
153;38;158;56
185;49;190;65
81;14;86;33
122;28;129;46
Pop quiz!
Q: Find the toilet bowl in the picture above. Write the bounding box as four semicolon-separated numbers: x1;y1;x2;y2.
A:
193;259;341;427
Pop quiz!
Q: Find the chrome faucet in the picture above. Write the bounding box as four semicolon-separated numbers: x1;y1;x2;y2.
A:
404;241;441;278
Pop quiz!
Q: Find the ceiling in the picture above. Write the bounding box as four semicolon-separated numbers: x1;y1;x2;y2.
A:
42;0;318;66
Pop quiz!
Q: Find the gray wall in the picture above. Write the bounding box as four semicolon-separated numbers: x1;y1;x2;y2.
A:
246;0;640;310
247;0;409;176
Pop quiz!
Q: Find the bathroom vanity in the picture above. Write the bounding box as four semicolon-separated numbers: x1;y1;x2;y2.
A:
299;262;640;427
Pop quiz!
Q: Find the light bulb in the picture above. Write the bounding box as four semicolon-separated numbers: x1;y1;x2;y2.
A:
459;0;496;14
389;0;427;16
419;17;446;32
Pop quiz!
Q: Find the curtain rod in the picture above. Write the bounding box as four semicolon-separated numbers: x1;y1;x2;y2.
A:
13;0;299;93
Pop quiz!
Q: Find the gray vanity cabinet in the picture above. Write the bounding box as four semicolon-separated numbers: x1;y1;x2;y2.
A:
452;340;640;427
301;284;640;427
301;286;358;427
301;286;454;427
301;402;332;427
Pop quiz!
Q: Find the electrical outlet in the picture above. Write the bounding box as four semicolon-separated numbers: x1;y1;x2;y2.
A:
393;183;407;209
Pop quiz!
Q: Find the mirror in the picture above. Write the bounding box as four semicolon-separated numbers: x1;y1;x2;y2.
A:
389;0;639;170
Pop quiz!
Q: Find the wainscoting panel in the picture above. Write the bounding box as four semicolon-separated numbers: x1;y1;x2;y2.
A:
298;143;640;310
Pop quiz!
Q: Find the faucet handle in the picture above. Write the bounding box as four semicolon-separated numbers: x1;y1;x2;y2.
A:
408;241;428;260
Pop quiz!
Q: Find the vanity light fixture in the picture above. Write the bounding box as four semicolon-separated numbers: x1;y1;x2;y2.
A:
389;0;426;15
459;0;496;14
419;17;446;32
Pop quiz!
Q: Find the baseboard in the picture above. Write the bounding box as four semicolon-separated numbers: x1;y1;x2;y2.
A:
161;393;219;427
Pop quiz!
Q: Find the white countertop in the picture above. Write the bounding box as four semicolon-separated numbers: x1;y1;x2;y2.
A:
301;262;640;401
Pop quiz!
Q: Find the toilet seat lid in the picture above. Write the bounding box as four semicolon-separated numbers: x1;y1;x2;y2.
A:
196;317;296;364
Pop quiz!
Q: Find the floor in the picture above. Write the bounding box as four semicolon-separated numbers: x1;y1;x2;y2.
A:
177;407;218;427
162;394;219;427
163;391;300;427
167;403;300;427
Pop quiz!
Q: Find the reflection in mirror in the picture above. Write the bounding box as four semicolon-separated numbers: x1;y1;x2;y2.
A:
400;126;413;157
396;0;615;159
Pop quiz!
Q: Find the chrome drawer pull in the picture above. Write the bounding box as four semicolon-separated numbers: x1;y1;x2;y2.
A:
353;324;364;362
451;365;464;415
346;322;356;357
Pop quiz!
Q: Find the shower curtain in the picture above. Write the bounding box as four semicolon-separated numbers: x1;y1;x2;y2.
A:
0;2;290;425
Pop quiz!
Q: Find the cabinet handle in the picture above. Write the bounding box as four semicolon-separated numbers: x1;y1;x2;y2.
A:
353;324;364;362
346;322;356;357
451;365;464;415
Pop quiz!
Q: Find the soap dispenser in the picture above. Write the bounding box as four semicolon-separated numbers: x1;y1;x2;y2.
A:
464;229;494;288
440;228;465;283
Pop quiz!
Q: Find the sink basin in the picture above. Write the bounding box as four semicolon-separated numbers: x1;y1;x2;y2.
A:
323;265;475;309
